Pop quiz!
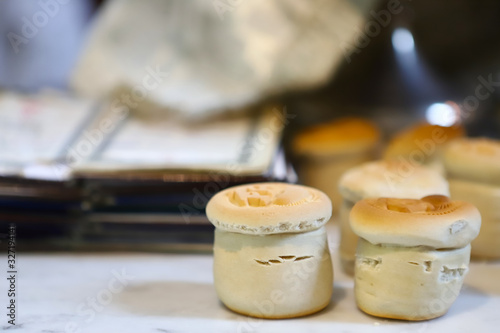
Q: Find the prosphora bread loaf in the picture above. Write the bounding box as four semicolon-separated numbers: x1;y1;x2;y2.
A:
384;122;464;174
337;160;449;275
350;195;481;320
444;138;500;186
338;160;449;204
448;179;500;259
293;117;380;158
293;117;380;214
206;183;333;318
444;138;500;259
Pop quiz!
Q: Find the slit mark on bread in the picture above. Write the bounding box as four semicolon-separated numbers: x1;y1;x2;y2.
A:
439;266;467;282
408;261;419;266
254;255;313;265
279;255;295;260
295;256;313;261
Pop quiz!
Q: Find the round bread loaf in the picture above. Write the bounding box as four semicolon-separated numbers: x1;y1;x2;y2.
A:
206;182;332;234
350;195;481;248
338;160;450;203
384;123;464;163
292;117;379;158
444;138;500;186
292;118;379;216
207;182;334;319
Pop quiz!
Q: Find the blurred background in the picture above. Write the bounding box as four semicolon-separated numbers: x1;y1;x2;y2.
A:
1;0;499;251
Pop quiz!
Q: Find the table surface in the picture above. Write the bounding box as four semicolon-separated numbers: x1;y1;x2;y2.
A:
3;224;500;333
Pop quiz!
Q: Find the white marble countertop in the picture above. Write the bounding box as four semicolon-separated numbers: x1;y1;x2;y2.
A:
3;225;500;333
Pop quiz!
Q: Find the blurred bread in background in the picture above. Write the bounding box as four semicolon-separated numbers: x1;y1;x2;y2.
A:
444;138;500;260
384;122;465;174
292;117;380;215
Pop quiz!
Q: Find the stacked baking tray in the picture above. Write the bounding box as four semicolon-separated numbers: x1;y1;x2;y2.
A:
0;92;292;251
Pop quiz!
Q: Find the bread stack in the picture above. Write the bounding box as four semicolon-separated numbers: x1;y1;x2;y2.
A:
338;160;449;275
293;118;380;215
350;195;481;320
204;119;486;322
444;138;500;259
206;182;333;318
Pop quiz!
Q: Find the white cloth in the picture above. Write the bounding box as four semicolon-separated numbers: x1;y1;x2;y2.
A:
71;0;372;117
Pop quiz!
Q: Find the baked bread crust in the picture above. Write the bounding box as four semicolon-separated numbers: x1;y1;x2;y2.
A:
206;182;332;235
350;195;481;248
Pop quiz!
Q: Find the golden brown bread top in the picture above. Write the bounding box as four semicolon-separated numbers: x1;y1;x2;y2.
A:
293;117;380;157
350;195;481;248
206;183;332;234
384;123;465;162
444;138;500;186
